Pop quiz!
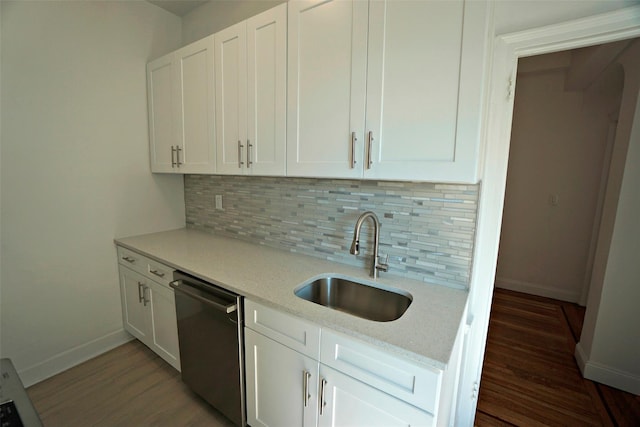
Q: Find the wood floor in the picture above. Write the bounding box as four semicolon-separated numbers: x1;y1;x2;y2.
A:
27;340;234;427
476;288;640;426
25;289;640;426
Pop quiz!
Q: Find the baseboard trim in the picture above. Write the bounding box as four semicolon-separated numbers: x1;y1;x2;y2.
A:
495;277;581;303
574;342;588;372
19;329;134;387
575;342;640;395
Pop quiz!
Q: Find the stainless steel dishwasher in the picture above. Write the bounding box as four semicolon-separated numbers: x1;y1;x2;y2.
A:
170;271;245;427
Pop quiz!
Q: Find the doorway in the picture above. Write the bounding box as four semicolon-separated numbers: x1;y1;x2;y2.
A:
475;43;636;425
495;46;625;304
454;6;640;425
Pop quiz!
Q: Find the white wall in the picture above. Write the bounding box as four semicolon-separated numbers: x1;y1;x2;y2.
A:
576;41;640;395
495;57;623;302
181;0;284;44
494;0;639;34
0;1;185;386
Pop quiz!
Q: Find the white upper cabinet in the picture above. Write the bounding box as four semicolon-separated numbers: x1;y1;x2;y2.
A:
287;0;368;178
216;4;287;175
147;54;176;172
215;21;248;173
148;36;215;173
287;0;490;183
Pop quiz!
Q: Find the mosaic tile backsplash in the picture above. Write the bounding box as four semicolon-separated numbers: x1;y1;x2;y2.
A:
184;175;479;289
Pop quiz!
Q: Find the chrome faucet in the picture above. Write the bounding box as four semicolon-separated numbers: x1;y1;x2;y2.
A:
349;211;389;279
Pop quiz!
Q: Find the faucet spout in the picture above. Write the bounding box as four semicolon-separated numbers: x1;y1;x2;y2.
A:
349;211;389;278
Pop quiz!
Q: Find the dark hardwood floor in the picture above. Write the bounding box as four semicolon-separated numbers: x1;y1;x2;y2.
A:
476;288;640;426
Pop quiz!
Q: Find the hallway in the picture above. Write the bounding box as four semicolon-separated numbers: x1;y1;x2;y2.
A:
475;289;640;426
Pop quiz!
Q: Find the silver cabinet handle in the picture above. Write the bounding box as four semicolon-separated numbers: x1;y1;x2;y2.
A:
366;131;373;169
122;256;135;263
237;140;245;168
319;378;327;415
175;146;182;167
303;371;311;407
171;146;177;167
350;131;357;169
137;282;144;303
247;140;253;167
149;269;165;278
142;285;150;306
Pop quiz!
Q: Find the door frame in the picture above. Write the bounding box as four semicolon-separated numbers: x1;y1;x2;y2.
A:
456;5;640;425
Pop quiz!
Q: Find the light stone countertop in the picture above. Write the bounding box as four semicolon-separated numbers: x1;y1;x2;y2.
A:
115;228;469;370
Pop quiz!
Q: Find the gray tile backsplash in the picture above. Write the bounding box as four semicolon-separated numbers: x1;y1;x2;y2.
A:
185;175;479;289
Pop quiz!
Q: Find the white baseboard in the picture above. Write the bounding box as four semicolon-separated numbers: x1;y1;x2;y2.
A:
575;342;640;395
19;329;134;387
495;277;581;303
574;342;589;372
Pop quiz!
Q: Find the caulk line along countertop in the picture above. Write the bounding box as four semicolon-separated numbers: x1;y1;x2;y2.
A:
115;228;468;370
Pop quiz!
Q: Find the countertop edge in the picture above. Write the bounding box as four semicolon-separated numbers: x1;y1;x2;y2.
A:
114;229;469;371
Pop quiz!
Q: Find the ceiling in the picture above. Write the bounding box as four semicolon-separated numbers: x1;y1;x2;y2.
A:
148;0;208;17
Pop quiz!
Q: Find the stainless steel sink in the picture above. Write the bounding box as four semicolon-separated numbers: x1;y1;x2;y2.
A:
294;276;412;322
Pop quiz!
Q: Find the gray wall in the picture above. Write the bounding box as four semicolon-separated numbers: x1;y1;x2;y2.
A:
182;0;285;44
185;175;479;289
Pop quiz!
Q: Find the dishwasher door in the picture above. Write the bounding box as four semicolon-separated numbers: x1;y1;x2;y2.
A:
170;271;245;427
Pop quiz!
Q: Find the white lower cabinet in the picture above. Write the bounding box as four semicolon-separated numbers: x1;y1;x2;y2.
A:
244;300;436;427
120;266;151;341
117;248;180;371
318;364;433;427
245;328;319;427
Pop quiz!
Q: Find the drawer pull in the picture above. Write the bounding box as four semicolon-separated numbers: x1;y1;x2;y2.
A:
350;131;357;169
238;140;245;168
149;269;165;278
142;285;150;306
319;378;327;415
122;256;136;263
247;140;253;167
175;146;182;167
303;371;311;407
366;131;373;169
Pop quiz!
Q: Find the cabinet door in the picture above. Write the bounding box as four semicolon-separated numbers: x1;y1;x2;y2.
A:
246;3;287;176
287;0;368;178
147;281;181;371
119;267;150;342
147;53;177;173
364;0;488;182
318;365;434;427
175;36;216;173
364;0;461;181
215;21;248;174
245;329;319;427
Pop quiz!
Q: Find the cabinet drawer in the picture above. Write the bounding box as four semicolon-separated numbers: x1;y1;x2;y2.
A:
117;246;173;289
245;299;321;359
320;329;442;414
117;246;146;275
146;258;172;286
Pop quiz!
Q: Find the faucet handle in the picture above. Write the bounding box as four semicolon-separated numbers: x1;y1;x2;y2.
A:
376;254;389;272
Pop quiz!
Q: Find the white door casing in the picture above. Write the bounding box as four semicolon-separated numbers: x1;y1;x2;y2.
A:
457;5;640;426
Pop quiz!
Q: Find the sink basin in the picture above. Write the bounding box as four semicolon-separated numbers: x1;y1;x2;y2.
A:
294;276;412;322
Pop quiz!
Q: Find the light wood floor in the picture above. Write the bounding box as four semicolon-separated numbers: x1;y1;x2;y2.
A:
27;340;235;427
476;288;640;426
